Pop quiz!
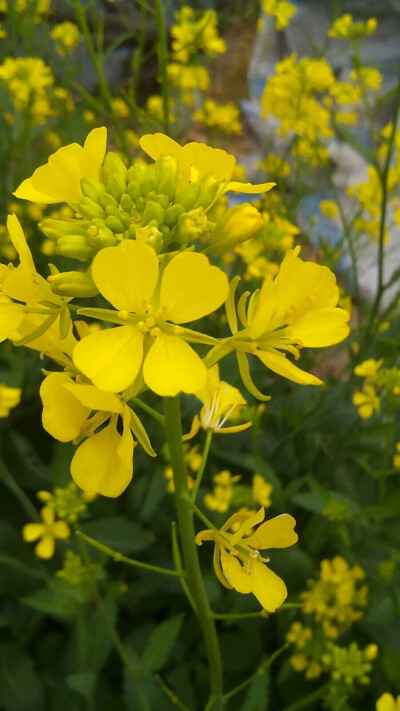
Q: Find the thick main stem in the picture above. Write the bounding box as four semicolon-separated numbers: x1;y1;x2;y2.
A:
164;396;223;711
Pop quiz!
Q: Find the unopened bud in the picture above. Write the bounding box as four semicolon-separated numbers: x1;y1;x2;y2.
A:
155;155;179;200
142;200;164;226
78;198;105;220
102;152;127;183
120;193;133;212
175;183;200;211
50;270;98;297
209;203;263;254
56;235;97;261
39;218;88;241
164;203;185;227
106;174;127;201
99;192;119;209
195;174;220;209
80;177;106;203
136;223;163;252
176;208;208;243
105;215;125;233
127;180;141;200
88;226;117;248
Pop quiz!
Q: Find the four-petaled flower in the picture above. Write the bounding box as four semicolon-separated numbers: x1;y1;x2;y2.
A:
73;240;229;396
196;507;298;611
22;506;70;559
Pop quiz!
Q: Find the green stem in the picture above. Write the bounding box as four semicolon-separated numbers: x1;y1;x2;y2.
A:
154;0;170;135
212;611;267;621
222;644;288;703
155;674;191;711
280;682;330;711
164;396;223;711
190;430;213;503
76;530;184;577
171;522;197;613
131;397;165;424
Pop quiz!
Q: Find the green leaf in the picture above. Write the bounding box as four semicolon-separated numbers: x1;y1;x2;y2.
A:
240;672;269;711
0;643;43;711
66;671;97;697
84;595;117;671
22;579;86;619
142;614;183;673
81;517;153;555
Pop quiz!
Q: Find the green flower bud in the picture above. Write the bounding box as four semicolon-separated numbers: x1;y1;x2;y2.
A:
155;155;179;200
136;197;146;212
175;183;200;211
105;215;125;233
102;151;127;183
209;203;263;255
176;208;208;243
127;160;148;185
164;203;185;227
99;192;119;209
106;174;127;201
195;174;220;209
142;200;164;226
120;193;133;212
80;177;106;202
156;193;170;210
140;175;158;196
136;223;163;252
56;235;97;261
127;180;141;200
49;270;98;297
119;211;132;229
78;198;106;220
88;226;117;248
39;218;88;240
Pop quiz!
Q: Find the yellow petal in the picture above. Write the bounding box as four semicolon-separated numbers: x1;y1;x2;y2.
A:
80;127;107;179
35;535;55;559
71;419;133;497
143;333;206;396
139;133;191;187
219;548;253;593
251;559;287;612
41;506;55;525
40;373;91;442
160;252;229;324
63;383;123;414
53;521;71;540
0;302;25;342
376;694;396;711
285;308;350;347
183;142;236;184
245;514;298;550
73;325;144;393
256;349;322;385
22;523;45;542
92;240;159;312
7;214;35;271
227;181;276;194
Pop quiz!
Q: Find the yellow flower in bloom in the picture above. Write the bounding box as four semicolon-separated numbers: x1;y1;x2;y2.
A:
73;240;228;396
286;621;312;648
171;6;226;63
111;97;130;118
146;95;176;124
353;385;380;419
185;364;252;438
227;246;350;391
167;63;210;92
354;358;383;379
320;200;339;220
139;133;275;196
376;694;400;711
22;506;70;559
0;384;22;417
50;21;81;55
40;372;153;497
392;443;400;469
328;14;377;39
204;470;241;513
196;507;298;611
14;127;107;205
193;99;242;136
261;0;297;30
252;474;273;507
0;57;53;110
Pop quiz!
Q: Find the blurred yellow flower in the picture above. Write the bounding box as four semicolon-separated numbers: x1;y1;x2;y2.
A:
376;694;400;711
22;506;70;559
353;385;380;419
51;21;81;55
0;384;22;417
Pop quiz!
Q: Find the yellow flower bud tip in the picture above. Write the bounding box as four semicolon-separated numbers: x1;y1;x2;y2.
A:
117;310;129;320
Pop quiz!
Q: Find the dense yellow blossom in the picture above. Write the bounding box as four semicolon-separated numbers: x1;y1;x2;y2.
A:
252;474;273;507
171;6;226;63
22;506;70;559
196;507;298;611
260;0;297;30
193;99;242;135
328;13;377;39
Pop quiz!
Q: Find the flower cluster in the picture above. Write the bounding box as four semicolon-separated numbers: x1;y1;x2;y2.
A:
259;0;297;31
353;358;400;419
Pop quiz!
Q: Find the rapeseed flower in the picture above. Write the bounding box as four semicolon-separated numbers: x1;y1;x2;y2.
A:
22;506;70;559
376;694;400;711
261;0;297;30
51;22;81;55
0;384;22;417
72;240;228;396
352;385;380;419
193;99;242;135
196;507;298;611
328;14;377;39
204;471;241;512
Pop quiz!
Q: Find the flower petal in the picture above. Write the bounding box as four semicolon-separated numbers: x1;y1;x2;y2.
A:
183;142;236;183
53;521;71;540
139;133;191;187
80;127;107;179
73;325;144;393
71;419;133;497
0;302;25;342
285;308;350;347
256;349;322;385
160;252;228;324
143;333;206;396
92;240;159;313
63;383;123;414
376;694;396;711
219;548;253;593
22;523;44;542
251;560;287;612
40;373;91;442
245;514;298;550
35;535;55;559
228;181;276;194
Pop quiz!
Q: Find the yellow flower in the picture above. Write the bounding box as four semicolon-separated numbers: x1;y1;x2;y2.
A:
22;506;70;559
72;240;228;396
185;365;252;438
111;97;130;118
139;133;275;197
353;385;380;419
261;0;297;30
354;358;383;379
376;694;400;711
171;6;226;63
228;246;350;391
393;443;400;469
193;99;242;136
328;14;377;39
204;470;241;513
51;21;81;55
286;621;312;648
14;127;107;205
196;507;298;611
40;372;156;497
0;384;22;417
320;200;339;220
252;474;273;507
